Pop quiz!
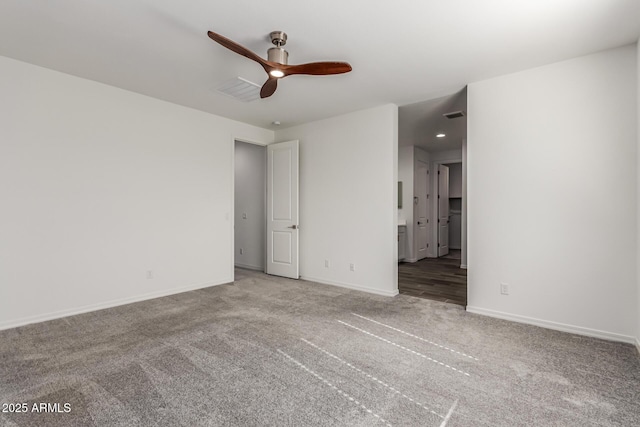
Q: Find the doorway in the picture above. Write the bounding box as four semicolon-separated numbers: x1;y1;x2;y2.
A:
398;157;467;306
398;149;467;306
234;140;267;273
233;139;300;280
439;162;463;262
396;89;468;306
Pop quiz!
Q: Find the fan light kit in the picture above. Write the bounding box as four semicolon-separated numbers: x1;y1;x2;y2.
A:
207;30;352;98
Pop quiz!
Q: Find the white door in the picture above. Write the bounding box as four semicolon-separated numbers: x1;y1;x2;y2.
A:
266;140;299;278
438;164;450;257
415;160;429;260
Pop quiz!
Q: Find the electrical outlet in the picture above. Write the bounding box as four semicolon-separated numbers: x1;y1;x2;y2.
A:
500;283;509;295
146;270;154;279
325;259;330;268
350;263;355;272
240;248;244;255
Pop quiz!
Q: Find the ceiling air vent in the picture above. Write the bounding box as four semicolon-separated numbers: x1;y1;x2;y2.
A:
443;110;465;119
216;77;261;102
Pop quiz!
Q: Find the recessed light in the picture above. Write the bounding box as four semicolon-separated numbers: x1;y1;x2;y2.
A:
272;121;281;126
436;133;446;138
269;70;285;78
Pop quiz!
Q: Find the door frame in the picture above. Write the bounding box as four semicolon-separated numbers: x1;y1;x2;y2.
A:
230;137;270;278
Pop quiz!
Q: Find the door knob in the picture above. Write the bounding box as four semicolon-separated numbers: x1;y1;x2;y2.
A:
287;225;298;229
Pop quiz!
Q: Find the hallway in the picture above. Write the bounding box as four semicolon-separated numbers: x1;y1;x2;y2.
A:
398;250;467;306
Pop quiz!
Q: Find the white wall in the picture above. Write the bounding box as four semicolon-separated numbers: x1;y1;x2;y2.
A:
275;104;398;296
398;146;414;260
467;45;637;342
234;141;266;271
0;56;273;329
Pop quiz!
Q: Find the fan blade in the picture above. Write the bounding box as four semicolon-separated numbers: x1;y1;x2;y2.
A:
283;61;352;76
260;77;278;98
207;31;271;72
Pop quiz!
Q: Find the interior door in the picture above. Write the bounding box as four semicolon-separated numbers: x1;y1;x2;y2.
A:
438;164;450;257
415;160;429;260
266;140;299;278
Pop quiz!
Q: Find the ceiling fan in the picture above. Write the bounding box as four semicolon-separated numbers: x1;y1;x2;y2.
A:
207;30;352;99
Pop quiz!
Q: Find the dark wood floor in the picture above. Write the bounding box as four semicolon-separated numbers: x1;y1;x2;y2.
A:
398;250;467;306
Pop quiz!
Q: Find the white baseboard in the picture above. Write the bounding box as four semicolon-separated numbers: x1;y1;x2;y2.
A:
405;258;418;263
636;338;640;356
301;276;399;297
234;263;264;272
0;278;231;331
460;264;467;269
466;306;636;345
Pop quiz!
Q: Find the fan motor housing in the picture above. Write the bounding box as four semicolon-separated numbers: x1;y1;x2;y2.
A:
268;47;288;64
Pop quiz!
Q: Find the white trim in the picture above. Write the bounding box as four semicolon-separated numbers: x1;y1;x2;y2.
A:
0;279;231;331
404;257;418;263
636;337;640;356
466;306;636;344
301;276;399;297
234;263;264;272
460;264;467;269
461;138;467;271
234;137;270;146
230;136;236;280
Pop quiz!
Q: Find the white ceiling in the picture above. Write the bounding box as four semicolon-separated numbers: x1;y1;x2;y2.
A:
399;89;467;152
0;1;638;131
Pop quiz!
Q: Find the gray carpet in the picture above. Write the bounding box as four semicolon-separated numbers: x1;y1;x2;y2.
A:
1;269;639;426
